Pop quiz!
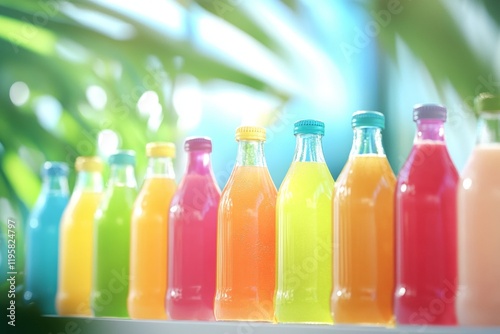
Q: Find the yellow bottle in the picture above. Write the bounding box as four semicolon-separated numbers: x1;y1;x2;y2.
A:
56;157;104;316
127;142;177;319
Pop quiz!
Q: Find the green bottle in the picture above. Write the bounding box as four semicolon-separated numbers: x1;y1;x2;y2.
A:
91;151;137;317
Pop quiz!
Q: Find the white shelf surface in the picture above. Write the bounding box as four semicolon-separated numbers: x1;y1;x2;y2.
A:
43;317;500;334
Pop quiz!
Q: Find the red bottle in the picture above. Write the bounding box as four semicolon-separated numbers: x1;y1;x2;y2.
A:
394;104;458;325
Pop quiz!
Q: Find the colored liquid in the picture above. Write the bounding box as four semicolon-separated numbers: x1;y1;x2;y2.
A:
57;190;101;316
167;174;220;320
92;185;136;317
332;155;395;324
457;144;500;325
25;194;68;314
395;142;458;325
215;166;277;321
275;162;334;323
128;177;176;319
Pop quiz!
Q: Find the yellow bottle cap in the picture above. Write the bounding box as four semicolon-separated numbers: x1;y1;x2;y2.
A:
75;156;103;172
146;142;176;158
235;126;266;141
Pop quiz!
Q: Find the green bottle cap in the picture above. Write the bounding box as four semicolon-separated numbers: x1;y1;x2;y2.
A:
294;119;325;135
475;93;500;112
352;111;385;129
108;150;135;165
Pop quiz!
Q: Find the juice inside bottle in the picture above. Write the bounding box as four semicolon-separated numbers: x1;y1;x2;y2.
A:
457;93;500;326
128;143;176;319
395;104;458;325
215;126;277;321
275;120;334;324
25;162;69;315
332;111;395;325
57;157;103;316
92;151;137;318
167;137;220;321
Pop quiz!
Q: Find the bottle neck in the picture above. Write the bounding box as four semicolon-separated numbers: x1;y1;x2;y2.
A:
186;150;213;175
145;157;175;179
109;164;137;188
350;127;385;156
293;133;325;162
477;112;500;145
414;119;445;143
75;171;103;192
236;140;266;167
42;175;69;195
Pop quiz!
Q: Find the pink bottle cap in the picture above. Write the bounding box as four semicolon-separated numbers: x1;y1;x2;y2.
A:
184;137;212;152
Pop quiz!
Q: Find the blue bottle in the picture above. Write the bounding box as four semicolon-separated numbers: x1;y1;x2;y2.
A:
24;162;69;314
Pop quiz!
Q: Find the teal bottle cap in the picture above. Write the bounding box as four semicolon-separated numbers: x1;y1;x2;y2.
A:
42;161;69;176
108;150;135;165
475;93;500;112
352;111;385;129
294;119;325;135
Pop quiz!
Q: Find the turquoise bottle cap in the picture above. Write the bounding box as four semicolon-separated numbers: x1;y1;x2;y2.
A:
413;103;447;121
351;111;385;129
475;93;500;112
42;161;69;176
294;119;325;135
108;150;135;165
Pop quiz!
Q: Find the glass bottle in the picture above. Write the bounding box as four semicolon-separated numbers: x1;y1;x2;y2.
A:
167;137;220;320
275;119;334;323
394;104;458;325
215;126;277;321
91;151;137;317
57;157;103;316
332;111;396;325
128;143;176;319
457;93;500;326
25;161;69;314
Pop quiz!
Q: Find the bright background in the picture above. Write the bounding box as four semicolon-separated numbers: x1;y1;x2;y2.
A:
1;0;500;281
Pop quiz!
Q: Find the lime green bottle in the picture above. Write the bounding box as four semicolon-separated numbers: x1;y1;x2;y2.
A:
275;120;334;323
91;151;137;317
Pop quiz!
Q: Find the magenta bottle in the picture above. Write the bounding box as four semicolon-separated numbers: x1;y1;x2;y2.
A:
166;137;221;320
394;104;458;325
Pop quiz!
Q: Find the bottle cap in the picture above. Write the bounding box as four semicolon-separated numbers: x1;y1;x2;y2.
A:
42;161;69;176
108;150;135;166
146;142;176;158
352;111;385;129
413;103;447;121
75;156;103;172
235;126;266;141
294;119;325;135
184;137;212;152
475;93;500;112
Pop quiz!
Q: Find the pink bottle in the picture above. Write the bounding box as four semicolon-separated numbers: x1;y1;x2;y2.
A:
394;104;458;325
166;137;221;320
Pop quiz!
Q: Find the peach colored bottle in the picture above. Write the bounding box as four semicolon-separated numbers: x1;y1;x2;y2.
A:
457;94;500;326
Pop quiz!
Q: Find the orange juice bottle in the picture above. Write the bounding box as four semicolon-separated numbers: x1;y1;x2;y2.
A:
215;126;277;321
128;142;177;319
56;157;103;316
332;111;396;325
